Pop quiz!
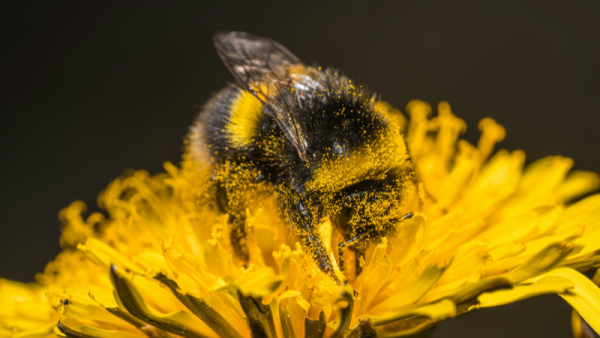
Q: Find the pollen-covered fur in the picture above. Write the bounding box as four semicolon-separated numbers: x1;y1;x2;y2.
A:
191;32;416;277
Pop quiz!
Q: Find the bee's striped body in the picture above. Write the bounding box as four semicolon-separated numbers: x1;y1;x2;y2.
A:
189;32;414;283
190;85;284;184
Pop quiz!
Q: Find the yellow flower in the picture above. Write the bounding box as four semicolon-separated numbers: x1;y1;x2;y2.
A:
2;100;600;338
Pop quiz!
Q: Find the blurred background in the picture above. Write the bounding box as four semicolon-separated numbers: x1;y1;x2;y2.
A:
1;1;599;337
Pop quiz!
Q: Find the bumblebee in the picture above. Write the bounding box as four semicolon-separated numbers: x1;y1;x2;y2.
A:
189;32;414;283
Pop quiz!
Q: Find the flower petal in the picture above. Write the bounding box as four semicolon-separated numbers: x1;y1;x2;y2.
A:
56;319;144;338
101;307;173;338
446;276;512;313
278;304;296;338
530;268;600;335
233;267;282;299
478;276;574;307
388;214;426;268
361;299;456;327
370;262;450;314
305;311;326;338
154;274;247;338
571;309;596;338
162;238;217;292
503;241;575;284
354;239;393;312
78;239;144;274
46;287;132;329
237;291;278;338
0;322;54;338
558;170;600;203
554;194;600;235
109;265;215;338
329;284;354;338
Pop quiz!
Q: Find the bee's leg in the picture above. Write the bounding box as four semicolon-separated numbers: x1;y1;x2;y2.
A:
337;206;414;277
337;233;365;274
279;186;341;284
216;180;229;213
215;179;250;265
229;213;250;264
304;222;342;285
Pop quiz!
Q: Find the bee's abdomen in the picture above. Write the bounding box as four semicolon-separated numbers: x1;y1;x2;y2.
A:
189;86;263;164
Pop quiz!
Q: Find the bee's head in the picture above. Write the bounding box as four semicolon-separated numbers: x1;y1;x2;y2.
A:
303;124;410;192
326;168;413;249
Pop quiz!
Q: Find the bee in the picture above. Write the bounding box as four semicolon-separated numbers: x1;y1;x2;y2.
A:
189;32;414;283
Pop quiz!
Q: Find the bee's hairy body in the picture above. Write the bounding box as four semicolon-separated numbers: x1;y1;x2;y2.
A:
189;32;415;283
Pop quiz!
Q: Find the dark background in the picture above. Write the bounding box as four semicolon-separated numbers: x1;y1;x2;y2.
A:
1;1;599;337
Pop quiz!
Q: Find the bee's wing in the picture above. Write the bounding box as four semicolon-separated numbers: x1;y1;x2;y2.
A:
213;31;315;162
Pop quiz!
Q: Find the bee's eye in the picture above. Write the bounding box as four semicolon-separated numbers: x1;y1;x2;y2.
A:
334;206;353;235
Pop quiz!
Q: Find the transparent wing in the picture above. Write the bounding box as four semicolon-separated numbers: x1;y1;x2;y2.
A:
214;31;320;162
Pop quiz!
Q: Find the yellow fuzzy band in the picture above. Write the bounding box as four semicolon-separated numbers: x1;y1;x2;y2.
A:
227;90;262;147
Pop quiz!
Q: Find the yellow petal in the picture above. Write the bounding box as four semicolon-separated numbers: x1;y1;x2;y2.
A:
554;194;600;235
310;289;333;322
483;204;562;250
0;279;54;322
457;150;525;224
432;102;466;166
559;170;600;203
446;276;512;308
477;118;506;163
305;311;326;338
46;288;131;329
485;229;583;277
488;241;526;262
566;227;600;262
438;245;489;286
162;238;217;292
361;299;456;327
478;276;574;307
131;250;170;274
371;262;450;314
571;309;596;338
278;304;296;338
56;320;145;338
530;268;600;335
154;274;249;338
390;249;436;297
131;275;185;314
436;141;477;209
78;238;144;274
204;238;234;278
279;290;311;313
245;209;266;267
58;201;99;248
10;322;55;338
405;100;432;160
328;284;354;337
518;156;572;199
234;267;282;299
237;290;278;338
503;241;575;284
354;239;393;313
110;265;217;338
